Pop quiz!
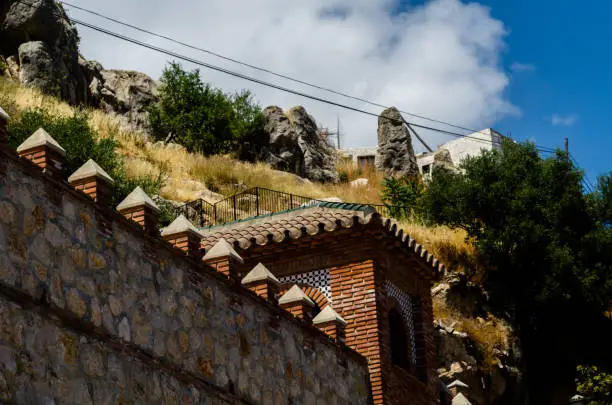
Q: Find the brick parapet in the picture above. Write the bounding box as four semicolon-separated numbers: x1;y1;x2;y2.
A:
0;145;371;405
235;231;439;405
18;144;64;177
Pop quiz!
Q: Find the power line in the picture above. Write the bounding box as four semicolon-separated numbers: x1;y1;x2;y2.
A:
59;0;497;138
569;154;596;193
66;16;559;153
11;0;563;155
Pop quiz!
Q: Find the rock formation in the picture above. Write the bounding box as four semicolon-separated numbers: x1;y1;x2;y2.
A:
434;274;521;405
262;106;339;183
0;0;158;133
375;106;419;178
433;148;455;171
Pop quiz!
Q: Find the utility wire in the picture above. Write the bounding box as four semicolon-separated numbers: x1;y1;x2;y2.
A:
569;154;596;193
66;15;560;154
59;0;497;138
12;0;563;155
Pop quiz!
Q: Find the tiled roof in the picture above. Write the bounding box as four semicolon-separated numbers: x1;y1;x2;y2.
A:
199;206;446;275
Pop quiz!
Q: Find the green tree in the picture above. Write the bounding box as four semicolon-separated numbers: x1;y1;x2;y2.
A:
381;176;425;220
148;62;265;156
384;140;612;402
8;108;164;204
576;365;612;405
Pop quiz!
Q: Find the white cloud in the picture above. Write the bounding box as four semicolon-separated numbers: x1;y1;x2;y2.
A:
510;62;535;73
68;0;518;149
551;114;578;127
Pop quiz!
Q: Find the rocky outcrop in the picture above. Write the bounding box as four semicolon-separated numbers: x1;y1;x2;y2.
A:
375;107;419;178
98;69;159;133
434;274;521;405
433;148;455;172
2;0;88;104
0;0;158;133
262;106;339;183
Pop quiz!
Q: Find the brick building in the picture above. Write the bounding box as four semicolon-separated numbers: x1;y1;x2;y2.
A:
0;110;445;404
200;204;446;405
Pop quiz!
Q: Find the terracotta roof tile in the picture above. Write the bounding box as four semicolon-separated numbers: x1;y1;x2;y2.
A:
198;206;447;275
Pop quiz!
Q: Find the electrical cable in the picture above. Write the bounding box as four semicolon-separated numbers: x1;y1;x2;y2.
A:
60;0;500;138
11;0;565;155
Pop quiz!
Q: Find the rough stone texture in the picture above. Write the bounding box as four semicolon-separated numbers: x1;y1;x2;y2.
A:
351;178;369;188
2;0;87;104
263;106;339;183
0;148;370;405
98;69;159;133
434;274;520;405
375;107;419;178
0;0;158;133
17;41;56;94
432;148;454;172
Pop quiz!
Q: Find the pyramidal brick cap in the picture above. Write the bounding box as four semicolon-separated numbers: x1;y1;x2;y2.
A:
447;380;469;389
16;127;66;156
202;238;243;263
451;393;472;405
160;214;203;237
68;159;114;184
116;186;160;213
241;262;280;285
0;106;10;123
312;305;346;326
279;285;315;306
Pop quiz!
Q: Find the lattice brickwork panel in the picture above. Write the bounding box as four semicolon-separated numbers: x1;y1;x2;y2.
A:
280;269;331;302
385;280;417;363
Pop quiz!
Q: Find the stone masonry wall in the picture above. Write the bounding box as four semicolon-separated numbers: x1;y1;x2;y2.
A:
0;149;371;405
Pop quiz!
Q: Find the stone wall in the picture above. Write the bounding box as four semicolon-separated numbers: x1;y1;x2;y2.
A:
0;148;371;405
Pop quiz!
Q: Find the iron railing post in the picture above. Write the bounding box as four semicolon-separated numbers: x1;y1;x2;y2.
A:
233;195;237;221
256;187;260;216
290;194;294;209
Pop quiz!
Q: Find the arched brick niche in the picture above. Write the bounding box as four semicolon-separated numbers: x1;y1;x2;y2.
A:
279;282;331;312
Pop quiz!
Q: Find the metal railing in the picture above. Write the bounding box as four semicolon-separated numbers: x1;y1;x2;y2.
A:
176;186;398;227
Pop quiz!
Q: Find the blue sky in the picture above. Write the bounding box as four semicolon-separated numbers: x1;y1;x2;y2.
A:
466;0;609;186
73;0;608;187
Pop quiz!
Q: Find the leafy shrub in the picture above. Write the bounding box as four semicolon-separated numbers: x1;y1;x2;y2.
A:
576;365;612;404
381;176;425;220
148;62;265;156
7;108;163;204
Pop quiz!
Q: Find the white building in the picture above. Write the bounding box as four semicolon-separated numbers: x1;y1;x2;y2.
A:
416;128;504;177
340;128;504;176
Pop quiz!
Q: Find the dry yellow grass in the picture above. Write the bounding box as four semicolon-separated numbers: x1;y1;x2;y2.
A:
3;78;507;367
396;220;483;277
433;298;511;370
0;76;385;203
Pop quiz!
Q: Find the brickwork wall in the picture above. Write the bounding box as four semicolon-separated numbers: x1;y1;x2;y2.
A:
330;259;385;404
0;149;371;405
237;234;440;405
378;254;439;405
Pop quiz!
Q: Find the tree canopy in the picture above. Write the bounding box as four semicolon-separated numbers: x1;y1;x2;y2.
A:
148;62;265;156
383;140;612;403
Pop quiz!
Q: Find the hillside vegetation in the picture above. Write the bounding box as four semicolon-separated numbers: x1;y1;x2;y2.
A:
0;76;384;203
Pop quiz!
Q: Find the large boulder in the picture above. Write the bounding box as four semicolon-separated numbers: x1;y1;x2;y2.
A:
98;70;159;133
17;41;55;94
375;107;419;178
1;0;158;133
433;148;455;172
262;106;339;183
2;0;88;105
